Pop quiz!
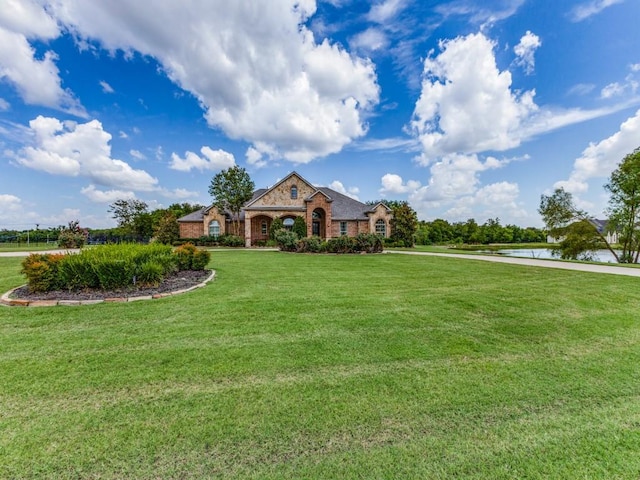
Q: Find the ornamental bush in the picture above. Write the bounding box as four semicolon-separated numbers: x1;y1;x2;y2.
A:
297;236;323;253
20;253;65;293
275;230;299;252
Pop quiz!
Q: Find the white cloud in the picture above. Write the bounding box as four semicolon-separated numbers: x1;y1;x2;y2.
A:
349;28;389;53
81;185;135;203
0;98;9;111
170;146;235;172
246;146;268;168
46;1;379;164
14;115;158;191
0;193;22;214
328;180;360;200
513;31;541;75
99;80;114;93
367;0;407;23
379;173;421;195
600;67;639;99
0;1;85;116
410;32;538;161
159;188;199;200
119;130;128;139
555;109;640;195
129;149;146;160
567;83;596;96
631;63;640;73
601;82;625;99
569;0;623;22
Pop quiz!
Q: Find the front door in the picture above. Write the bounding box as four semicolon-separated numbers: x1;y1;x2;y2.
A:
312;221;320;237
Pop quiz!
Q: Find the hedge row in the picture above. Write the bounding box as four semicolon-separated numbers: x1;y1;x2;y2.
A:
275;232;384;254
174;234;245;247
21;243;210;293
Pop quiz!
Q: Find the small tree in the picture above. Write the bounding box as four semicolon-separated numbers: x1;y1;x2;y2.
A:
269;217;284;240
390;202;418;247
58;220;86;248
154;211;180;245
293;216;307;239
208;166;254;235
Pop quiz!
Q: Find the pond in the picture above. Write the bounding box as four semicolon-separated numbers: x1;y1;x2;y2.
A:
480;248;620;263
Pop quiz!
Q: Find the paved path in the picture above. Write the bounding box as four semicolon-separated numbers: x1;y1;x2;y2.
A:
0;249;79;257
387;250;640;277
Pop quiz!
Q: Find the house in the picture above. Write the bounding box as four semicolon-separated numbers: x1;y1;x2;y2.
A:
178;172;393;247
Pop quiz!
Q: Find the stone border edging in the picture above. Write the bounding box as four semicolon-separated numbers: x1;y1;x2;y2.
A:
1;270;216;307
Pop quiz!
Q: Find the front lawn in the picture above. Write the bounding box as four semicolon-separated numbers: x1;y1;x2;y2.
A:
1;251;639;478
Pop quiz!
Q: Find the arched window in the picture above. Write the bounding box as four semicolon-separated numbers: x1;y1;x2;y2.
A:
283;218;295;230
290;185;298;199
375;219;386;237
209;220;220;239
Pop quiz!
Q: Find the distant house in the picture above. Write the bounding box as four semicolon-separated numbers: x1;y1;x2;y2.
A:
546;219;619;244
178;171;393;247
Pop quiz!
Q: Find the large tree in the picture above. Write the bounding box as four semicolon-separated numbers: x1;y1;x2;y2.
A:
208;166;255;235
605;147;640;263
539;147;640;263
108;199;152;238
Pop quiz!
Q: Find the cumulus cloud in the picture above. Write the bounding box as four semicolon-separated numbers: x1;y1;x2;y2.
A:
569;0;623;22
170;146;235;172
0;193;22;214
328;180;360;200
349;28;389;53
513;31;541;75
555;109;640;195
410;32;538;162
81;185;135;203
13;115;158;191
43;0;379;164
0;1;85;116
379;173;421;195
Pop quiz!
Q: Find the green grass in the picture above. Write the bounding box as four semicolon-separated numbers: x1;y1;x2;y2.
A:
1;251;640;479
0;242;61;252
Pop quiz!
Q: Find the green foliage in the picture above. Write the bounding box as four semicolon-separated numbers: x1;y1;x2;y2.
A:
297;236;323;253
539;187;620;262
208;166;255;236
605;147;640;263
269;217;284;240
219;234;245;247
275;230;299;252
57;220;86;248
390;202;418;247
173;243;211;271
108;199;150;238
325;235;357;253
292;216;307;239
354;233;384;253
20;254;65;292
551;220;603;261
21;244;186;292
153;211;180;245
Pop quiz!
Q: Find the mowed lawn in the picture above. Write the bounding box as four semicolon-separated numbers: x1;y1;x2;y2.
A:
1;250;640;479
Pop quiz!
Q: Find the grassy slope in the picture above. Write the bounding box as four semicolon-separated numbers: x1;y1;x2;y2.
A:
1;251;639;479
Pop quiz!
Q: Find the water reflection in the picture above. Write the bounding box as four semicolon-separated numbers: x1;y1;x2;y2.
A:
483;248;619;263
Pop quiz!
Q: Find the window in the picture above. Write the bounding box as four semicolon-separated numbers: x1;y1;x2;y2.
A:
283;218;295;230
375;219;386;237
340;221;347;236
209;220;220;239
290;185;298;199
261;221;268;235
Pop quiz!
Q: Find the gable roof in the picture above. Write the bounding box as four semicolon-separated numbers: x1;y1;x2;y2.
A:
244;171;316;208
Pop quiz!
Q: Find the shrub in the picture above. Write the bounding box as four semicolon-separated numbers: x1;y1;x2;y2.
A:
355;233;384;253
136;261;165;287
275;230;299;252
57;253;99;290
297;236;323;253
174;243;198;270
269;217;284;240
220;234;245;247
326;235;356;254
191;249;211;270
58;220;87;248
21;254;65;292
92;258;136;290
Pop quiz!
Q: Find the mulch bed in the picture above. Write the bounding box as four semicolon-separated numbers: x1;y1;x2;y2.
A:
10;270;212;301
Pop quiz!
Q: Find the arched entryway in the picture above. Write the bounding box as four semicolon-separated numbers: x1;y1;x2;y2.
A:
250;215;272;245
312;208;326;238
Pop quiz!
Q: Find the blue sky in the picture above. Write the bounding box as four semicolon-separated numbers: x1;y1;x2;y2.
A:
1;0;639;229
